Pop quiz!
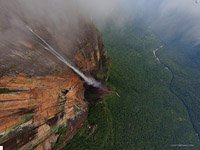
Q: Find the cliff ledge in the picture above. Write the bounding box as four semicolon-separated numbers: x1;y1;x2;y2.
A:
0;21;108;149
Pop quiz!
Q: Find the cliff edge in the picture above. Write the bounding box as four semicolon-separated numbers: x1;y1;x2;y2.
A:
0;20;109;149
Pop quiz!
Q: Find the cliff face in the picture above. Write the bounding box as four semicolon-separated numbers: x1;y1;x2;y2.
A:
0;21;108;149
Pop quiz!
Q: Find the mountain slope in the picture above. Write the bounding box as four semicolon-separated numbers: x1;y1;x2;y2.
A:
64;21;200;149
0;21;108;149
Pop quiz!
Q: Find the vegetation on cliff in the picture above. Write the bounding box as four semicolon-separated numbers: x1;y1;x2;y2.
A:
64;21;200;149
0;19;108;149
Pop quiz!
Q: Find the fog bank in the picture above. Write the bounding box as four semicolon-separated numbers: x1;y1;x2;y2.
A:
122;0;200;46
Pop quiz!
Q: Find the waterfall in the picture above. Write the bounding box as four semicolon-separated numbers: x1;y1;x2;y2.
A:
26;25;101;87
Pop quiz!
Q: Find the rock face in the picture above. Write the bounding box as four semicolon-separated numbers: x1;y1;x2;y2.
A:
0;19;108;149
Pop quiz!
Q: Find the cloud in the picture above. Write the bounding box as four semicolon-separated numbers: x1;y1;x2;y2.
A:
1;0;200;46
123;0;200;45
0;0;123;59
0;0;121;30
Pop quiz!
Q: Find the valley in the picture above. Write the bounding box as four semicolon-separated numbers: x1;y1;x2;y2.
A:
154;44;200;142
64;22;200;149
1;1;200;150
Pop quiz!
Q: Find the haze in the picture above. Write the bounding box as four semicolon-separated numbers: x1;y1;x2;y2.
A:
1;0;200;48
121;0;200;46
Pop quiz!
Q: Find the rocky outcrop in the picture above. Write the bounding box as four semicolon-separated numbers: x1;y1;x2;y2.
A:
0;20;108;149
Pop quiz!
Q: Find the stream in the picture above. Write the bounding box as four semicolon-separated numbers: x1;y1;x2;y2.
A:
153;45;200;142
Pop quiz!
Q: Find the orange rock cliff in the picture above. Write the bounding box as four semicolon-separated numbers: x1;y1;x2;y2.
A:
0;20;109;149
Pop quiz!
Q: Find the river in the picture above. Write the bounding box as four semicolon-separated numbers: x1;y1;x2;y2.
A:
152;45;200;141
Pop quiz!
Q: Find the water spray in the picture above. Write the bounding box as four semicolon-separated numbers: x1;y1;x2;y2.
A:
26;25;101;88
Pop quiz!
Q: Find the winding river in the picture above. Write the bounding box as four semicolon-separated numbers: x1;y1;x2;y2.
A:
153;45;200;142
